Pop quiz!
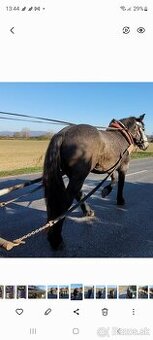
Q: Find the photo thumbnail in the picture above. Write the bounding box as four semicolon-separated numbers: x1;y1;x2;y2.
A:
96;286;106;299
5;286;15;299
17;286;27;299
0;286;4;299
107;286;117;299
71;284;83;300
119;286;137;299
138;286;148;299
59;285;69;299
28;286;46;299
149;286;153;299
84;286;94;299
47;286;58;299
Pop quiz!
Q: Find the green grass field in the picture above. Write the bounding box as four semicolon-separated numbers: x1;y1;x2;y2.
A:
0;139;153;177
131;143;153;159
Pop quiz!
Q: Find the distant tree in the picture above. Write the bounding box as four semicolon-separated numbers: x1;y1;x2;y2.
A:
13;131;21;138
36;132;53;140
20;128;30;138
42;132;53;139
45;132;53;138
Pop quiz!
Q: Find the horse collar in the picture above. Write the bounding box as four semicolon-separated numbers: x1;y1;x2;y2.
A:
109;120;134;146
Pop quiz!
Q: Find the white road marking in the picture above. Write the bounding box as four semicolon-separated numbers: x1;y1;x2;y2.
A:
127;170;148;177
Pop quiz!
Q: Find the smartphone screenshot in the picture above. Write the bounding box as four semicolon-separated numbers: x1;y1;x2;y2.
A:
0;0;153;339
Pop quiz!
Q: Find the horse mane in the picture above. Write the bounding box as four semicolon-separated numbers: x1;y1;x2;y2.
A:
110;116;144;130
119;117;137;129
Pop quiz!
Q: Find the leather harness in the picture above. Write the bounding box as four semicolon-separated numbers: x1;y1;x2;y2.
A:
108;120;134;146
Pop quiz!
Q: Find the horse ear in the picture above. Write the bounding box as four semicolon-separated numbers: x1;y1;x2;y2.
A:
109;118;115;126
137;114;145;122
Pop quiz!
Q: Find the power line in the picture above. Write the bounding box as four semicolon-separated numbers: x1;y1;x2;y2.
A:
0;111;74;126
0;116;70;125
0;110;106;129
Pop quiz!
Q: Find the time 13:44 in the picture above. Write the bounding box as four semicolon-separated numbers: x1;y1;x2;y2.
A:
6;6;20;11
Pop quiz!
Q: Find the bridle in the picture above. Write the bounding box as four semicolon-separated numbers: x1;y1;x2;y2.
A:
134;121;147;148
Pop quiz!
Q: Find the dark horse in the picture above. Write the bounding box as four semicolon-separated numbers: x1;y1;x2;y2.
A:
43;114;149;249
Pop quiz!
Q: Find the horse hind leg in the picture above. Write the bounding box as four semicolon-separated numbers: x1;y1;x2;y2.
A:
75;190;95;217
44;173;67;249
47;176;86;248
101;172;116;198
46;193;66;250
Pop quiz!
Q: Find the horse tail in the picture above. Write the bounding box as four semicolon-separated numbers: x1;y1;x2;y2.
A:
43;133;66;220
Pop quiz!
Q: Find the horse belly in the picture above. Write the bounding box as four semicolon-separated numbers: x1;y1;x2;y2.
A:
96;154;119;173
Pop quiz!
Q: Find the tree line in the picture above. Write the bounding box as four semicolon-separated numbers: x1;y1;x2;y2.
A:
0;128;53;140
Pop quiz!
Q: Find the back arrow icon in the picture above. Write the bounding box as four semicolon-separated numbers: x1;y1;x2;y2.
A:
10;27;15;34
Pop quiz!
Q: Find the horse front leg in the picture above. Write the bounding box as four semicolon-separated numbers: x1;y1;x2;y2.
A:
117;169;127;205
101;172;117;198
75;191;95;217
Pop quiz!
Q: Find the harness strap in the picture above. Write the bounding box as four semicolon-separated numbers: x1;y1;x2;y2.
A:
108;121;134;145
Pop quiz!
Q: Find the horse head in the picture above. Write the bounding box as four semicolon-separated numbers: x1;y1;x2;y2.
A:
119;114;149;150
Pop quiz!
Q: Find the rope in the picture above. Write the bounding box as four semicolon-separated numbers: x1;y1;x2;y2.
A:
0;145;132;251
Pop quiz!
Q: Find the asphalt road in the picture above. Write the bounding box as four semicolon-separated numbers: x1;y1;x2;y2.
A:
0;158;153;258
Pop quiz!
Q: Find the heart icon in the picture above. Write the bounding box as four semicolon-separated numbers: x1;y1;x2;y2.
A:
15;308;24;315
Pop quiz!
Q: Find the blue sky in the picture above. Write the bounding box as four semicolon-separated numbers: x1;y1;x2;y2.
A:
0;83;153;134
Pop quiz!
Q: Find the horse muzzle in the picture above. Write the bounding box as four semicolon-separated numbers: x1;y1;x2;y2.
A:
138;141;149;150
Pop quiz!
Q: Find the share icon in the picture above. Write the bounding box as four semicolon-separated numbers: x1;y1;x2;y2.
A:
73;308;80;315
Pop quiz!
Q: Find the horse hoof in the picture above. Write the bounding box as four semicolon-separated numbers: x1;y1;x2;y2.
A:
101;188;109;198
84;209;95;217
47;233;63;250
101;185;112;198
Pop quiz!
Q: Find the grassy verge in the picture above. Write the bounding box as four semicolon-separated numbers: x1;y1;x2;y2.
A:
1;153;153;178
0;166;43;178
131;152;153;159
